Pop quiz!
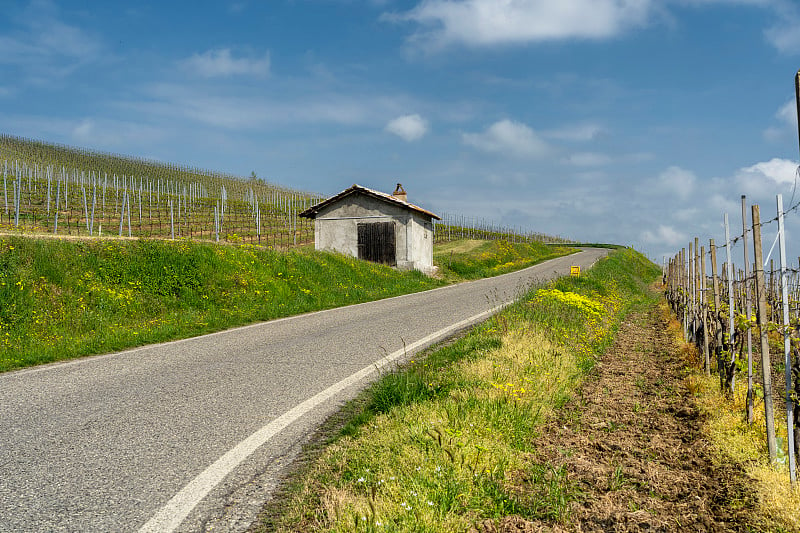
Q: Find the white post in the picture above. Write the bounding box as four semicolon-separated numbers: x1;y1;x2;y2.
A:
118;190;127;237
82;186;90;233
90;183;96;236
53;176;60;234
724;213;736;393
3;159;7;217
778;194;796;481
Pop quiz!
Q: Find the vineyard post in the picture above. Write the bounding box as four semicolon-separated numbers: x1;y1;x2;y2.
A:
710;239;723;378
777;194;797;481
681;247;688;340
701;245;711;375
695;237;701;344
673;255;679;307
53;176;60;234
170;199;175;240
795;68;800;168
690;241;696;342
46;168;51;215
752;204;778;462
724;213;736;393
119;190;127;237
127;184;132;237
770;259;776;323
742;195;755;424
3;159;7;219
81;186;89;233
12;173;18;227
214;203;219;242
90;183;96;235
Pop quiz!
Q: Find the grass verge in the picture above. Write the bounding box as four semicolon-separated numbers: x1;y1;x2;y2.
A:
260;248;660;532
0;236;575;372
0;236;443;371
433;239;577;281
676;314;800;531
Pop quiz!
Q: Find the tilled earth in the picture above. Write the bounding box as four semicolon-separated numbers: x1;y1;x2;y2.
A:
478;303;761;533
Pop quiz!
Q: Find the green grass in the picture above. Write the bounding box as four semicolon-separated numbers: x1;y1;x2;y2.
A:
0;236;445;371
262;248;660;532
0;235;577;372
433;239;577;281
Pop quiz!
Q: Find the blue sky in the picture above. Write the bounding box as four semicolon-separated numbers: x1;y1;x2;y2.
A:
2;0;800;263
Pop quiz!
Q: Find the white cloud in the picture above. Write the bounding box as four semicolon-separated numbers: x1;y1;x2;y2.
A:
127;83;411;130
763;100;797;140
757;0;800;53
641;224;686;246
182;48;270;78
653;166;697;199
72;118;94;140
0;0;103;81
565;152;613;166
391;0;653;48
545;123;605;141
66;117;167;148
765;10;800;52
739;158;799;186
385;114;429;141
462;119;551;158
777;99;798;128
766;24;800;52
486;172;529;187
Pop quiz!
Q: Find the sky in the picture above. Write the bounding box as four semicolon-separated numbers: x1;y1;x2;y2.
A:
1;0;800;265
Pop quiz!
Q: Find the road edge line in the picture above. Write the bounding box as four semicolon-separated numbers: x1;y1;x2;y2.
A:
137;304;506;533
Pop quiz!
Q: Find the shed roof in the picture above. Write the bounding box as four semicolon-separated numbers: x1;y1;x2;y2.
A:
298;184;441;220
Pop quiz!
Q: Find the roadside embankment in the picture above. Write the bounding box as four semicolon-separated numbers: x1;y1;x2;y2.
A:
0;236;573;372
259;248;661;531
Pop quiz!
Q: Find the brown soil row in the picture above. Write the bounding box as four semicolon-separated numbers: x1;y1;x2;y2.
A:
481;303;762;533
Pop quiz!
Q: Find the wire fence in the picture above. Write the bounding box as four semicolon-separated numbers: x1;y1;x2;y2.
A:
664;190;800;482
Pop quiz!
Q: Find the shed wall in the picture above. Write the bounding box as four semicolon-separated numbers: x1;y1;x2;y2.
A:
312;192;435;274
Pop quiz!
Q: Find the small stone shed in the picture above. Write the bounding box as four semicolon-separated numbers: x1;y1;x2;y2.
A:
298;184;440;275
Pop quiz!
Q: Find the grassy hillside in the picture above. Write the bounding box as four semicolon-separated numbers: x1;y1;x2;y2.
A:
0;236;575;372
433;239;576;281
0;134;571;247
261;248;661;531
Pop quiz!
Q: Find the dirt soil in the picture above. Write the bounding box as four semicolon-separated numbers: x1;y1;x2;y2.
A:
481;303;762;533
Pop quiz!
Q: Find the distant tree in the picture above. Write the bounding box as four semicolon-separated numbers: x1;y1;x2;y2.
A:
249;171;258;182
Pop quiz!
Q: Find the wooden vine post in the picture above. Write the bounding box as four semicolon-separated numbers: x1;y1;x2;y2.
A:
689;241;695;342
741;195;755;424
695;237;701;345
752;204;777;462
710;239;725;389
700;245;710;375
681;247;688;340
724;213;736;394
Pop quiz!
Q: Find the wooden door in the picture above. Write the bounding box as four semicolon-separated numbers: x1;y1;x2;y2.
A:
357;222;396;266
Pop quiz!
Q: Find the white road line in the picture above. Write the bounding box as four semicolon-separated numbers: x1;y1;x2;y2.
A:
137;304;506;533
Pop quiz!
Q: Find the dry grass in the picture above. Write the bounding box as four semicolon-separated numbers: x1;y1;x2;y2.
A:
668;300;800;531
274;328;583;531
433;239;488;255
694;375;800;530
263;248;660;532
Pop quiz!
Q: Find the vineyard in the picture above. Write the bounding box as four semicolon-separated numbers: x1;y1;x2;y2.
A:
664;191;800;485
0;134;570;249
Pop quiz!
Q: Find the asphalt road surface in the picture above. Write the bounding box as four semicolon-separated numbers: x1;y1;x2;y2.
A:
0;248;608;532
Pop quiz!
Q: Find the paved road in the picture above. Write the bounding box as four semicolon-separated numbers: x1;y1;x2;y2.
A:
0;249;608;532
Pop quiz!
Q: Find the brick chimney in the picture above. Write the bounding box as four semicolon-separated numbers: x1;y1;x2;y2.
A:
392;183;407;202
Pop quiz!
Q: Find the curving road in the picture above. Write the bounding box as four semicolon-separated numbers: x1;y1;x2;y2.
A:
0;248;608;532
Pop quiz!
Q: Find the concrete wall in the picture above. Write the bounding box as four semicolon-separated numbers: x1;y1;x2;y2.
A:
313;192;436;275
